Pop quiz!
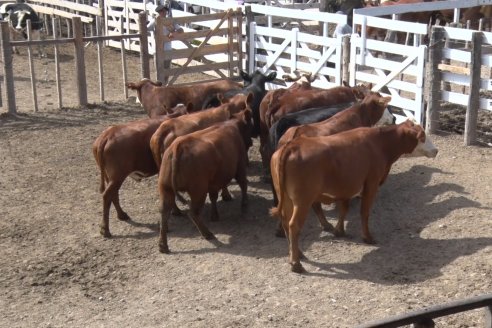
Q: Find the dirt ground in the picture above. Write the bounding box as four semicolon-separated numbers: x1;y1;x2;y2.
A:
1;44;491;328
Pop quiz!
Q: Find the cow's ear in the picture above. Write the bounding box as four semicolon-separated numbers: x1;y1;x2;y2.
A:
379;96;391;106
217;93;227;104
240;70;251;82
267;71;277;81
186;102;194;112
243;108;253;122
352;87;365;101
246;92;255;107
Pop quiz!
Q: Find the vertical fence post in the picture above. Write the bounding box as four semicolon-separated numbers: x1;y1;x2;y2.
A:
1;22;16;114
464;31;482;146
342;35;350;84
120;16;128;98
96;16;104;102
73;17;88;106
227;9;234;77
425;26;444;134
138;12;150;79
26;20;38;112
155;15;165;83
52;17;62;108
244;6;253;73
236;8;243;73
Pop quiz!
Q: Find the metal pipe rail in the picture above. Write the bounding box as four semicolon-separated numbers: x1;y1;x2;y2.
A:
357;293;492;328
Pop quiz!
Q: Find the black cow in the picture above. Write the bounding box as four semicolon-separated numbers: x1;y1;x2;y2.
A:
0;2;44;56
268;101;355;152
203;70;277;138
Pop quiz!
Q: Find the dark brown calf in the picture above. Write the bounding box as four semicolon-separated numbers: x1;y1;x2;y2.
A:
93;105;189;238
270;120;432;273
157;109;253;253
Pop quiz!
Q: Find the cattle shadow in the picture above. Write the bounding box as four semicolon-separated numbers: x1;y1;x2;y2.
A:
139;163;490;284
303;235;492;284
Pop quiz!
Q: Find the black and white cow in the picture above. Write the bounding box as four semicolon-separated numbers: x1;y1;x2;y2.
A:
0;2;44;56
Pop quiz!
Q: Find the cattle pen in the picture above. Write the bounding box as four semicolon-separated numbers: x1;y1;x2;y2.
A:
0;0;491;327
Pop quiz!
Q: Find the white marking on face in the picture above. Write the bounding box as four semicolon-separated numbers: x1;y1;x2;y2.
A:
408;135;438;158
375;108;395;126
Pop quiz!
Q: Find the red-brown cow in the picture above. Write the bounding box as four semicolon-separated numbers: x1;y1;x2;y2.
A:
272;92;394;236
150;93;253;168
270;120;437;273
157;109;253;253
258;83;371;176
93;104;189;238
126;78;242;117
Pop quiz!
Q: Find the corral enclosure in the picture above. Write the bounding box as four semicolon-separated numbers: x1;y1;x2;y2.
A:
0;0;492;327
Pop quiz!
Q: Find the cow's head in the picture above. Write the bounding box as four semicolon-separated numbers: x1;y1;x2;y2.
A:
401;120;439;158
233;107;254;151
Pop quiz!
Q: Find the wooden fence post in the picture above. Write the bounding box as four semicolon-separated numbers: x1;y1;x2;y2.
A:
425;26;444;134
342;35;350;84
73;17;88;106
244;5;254;73
138;12;150;79
1;22;16;114
464;31;482;146
155;15;165;83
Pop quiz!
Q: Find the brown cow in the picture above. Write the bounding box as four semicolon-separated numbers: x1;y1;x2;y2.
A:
270;120;438;273
157;108;253;253
126;78;242;117
93;104;189;238
150;93;253;168
258;83;371;176
150;93;253;203
273;92;394;236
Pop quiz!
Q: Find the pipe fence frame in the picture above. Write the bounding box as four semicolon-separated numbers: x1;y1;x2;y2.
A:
357;293;492;328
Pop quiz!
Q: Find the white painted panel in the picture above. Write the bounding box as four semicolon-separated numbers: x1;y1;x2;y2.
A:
442;90;469;106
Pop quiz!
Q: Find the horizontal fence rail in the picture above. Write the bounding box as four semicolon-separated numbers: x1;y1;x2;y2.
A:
357;293;492;328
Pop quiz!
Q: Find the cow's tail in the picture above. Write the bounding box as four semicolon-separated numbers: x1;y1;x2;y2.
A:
269;146;289;220
150;132;163;168
93;136;109;194
170;142;181;199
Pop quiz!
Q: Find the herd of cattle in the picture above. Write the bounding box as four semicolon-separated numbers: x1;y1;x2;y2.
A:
92;70;438;273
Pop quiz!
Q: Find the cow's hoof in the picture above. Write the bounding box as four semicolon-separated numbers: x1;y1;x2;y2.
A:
363;236;376;244
291;262;305;274
171;208;184;216
159;244;170;254
275;229;286;238
322;224;336;234
118;212;131;221
333;228;345;238
203;232;216;240
100;228;111;238
221;192;233;202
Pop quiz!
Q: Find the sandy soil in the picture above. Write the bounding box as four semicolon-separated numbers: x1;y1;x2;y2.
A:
1;44;491;328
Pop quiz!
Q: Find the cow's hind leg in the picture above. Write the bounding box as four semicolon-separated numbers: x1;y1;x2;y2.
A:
288;204;310;273
100;180;125;237
312;202;335;233
360;185;379;244
209;190;220;222
158;191;174;253
188;194;215;240
333;200;350;237
220;187;233;201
